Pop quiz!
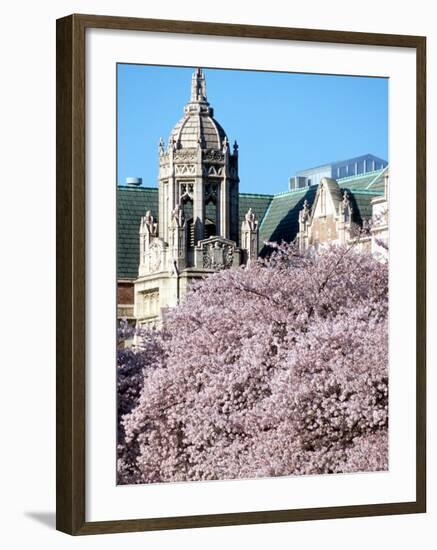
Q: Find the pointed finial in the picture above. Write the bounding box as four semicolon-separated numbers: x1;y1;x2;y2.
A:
233;140;239;155
191;67;207;103
141;210;158;237
342;190;350;208
300;200;310;223
243;208;258;230
171;203;185;227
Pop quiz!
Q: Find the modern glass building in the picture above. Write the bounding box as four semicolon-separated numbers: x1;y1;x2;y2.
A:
289;154;388;190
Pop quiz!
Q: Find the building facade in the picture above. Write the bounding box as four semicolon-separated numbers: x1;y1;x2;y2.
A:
297;170;389;258
116;69;389;325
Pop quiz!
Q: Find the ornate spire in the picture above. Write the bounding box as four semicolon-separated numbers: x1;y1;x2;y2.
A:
171;203;186;228
190;68;208;103
242;208;258;231
158;137;165;155
299;199;310;223
140;210;158;237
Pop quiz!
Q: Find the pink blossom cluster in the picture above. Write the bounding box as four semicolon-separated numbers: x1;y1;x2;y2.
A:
117;243;388;484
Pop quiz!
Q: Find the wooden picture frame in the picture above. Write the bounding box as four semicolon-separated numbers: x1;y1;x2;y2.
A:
56;13;426;535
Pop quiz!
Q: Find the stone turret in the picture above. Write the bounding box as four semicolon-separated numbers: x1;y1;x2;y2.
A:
158;67;240;251
134;68;258;326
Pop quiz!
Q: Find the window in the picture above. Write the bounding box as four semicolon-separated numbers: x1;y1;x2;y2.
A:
181;194;193;220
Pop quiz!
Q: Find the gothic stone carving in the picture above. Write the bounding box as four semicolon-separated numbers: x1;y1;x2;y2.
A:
203;164;224;176
175;164;196;175
204;182;218;204
180;182;194;199
200;239;235;269
174;149;197;162
240;208;259;262
171;203;186;227
141;210;158;237
242;208;258;231
203;150;224;162
149;240;164;272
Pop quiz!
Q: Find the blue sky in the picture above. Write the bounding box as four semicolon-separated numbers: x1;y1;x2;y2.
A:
117;64;388;195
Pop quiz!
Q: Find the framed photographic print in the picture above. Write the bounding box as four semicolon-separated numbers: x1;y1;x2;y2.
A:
56;14;426;535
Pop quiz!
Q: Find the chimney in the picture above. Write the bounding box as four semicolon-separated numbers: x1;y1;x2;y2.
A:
126;177;142;186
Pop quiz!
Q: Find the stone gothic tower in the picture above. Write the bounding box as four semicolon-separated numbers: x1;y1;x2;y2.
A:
134;68;258;325
158;68;240;256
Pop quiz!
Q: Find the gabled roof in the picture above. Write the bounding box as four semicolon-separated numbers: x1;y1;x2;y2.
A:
323;177;343;205
306;178;342;226
258;168;386;254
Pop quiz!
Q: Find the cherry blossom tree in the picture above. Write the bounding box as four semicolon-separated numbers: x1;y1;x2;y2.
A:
118;242;388;484
117;322;169;484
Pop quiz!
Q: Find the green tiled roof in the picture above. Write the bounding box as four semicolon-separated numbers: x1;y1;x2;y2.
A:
239;193;273;229
346;191;380;223
338;168;386;222
117;187;159;279
337;168;387;193
117;168;385;278
259;187;318;255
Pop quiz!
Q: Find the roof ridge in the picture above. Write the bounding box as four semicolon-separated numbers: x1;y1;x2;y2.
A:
239;192;274;198
117;185;158;191
366;165;389;189
118;186;276;198
343;189;384;195
273;188;313;197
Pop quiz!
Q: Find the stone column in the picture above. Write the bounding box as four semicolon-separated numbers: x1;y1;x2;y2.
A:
220;178;230;239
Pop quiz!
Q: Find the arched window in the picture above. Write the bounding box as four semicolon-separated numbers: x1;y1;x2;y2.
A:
180;194;193;219
205;183;218;235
